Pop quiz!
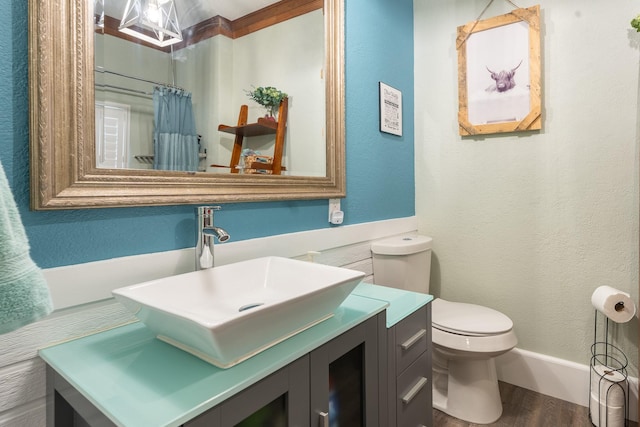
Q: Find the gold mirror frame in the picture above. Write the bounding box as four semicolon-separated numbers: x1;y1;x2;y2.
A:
28;0;344;209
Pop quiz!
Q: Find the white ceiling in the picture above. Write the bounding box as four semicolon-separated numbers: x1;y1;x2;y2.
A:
105;0;281;29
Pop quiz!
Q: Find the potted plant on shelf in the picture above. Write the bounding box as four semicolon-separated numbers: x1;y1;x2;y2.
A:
632;14;640;31
246;86;288;121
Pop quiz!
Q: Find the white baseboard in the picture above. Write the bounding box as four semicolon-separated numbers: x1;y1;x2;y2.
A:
496;347;638;422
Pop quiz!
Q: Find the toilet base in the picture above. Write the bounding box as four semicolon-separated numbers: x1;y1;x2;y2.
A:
433;353;503;424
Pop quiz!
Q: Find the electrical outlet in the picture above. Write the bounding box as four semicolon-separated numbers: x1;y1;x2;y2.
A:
328;198;343;224
329;211;344;224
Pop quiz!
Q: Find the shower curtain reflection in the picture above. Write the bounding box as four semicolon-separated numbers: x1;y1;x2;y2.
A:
153;87;199;171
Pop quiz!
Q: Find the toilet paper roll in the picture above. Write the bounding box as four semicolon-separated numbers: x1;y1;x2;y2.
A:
590;365;627;406
591;286;636;323
590;392;626;427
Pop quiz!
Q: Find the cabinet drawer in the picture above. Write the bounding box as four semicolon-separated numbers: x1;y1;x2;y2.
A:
396;352;430;427
395;307;428;374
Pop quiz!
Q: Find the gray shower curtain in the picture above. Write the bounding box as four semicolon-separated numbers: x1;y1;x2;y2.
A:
153;87;199;171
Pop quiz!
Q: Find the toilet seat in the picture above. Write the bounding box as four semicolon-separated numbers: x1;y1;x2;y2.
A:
431;298;517;356
432;298;513;337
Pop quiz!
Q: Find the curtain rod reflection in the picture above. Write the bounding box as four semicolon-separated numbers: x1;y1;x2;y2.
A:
94;66;184;91
95;83;152;97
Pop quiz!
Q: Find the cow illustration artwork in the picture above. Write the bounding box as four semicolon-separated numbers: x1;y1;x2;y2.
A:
485;60;523;93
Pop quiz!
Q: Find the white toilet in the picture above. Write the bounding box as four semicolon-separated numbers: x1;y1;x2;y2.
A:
371;235;517;424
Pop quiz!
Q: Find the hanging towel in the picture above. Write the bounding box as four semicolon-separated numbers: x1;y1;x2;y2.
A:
0;160;52;334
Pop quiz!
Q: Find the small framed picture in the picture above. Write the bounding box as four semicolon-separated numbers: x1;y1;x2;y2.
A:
379;82;402;136
457;5;541;135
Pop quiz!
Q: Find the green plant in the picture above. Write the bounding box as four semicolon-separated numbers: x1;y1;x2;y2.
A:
632;14;640;31
246;86;287;116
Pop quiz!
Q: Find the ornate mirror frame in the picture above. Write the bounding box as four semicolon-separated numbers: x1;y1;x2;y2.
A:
28;0;344;210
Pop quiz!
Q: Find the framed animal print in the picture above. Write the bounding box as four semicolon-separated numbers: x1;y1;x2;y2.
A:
457;5;541;136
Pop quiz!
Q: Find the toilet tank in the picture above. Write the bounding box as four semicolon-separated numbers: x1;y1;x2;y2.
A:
371;235;432;293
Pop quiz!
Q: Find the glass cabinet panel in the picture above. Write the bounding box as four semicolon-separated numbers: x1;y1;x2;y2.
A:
329;345;364;426
311;315;380;427
236;394;287;427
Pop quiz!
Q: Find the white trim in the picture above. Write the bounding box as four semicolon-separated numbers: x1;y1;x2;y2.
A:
496;347;638;422
43;217;418;310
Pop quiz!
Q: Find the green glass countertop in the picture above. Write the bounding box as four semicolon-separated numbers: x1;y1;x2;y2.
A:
39;287;433;427
352;283;433;327
39;294;389;427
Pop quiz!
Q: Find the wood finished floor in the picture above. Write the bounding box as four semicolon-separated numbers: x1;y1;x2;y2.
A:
433;382;638;427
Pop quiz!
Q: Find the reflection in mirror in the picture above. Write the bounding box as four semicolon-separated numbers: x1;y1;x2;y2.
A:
28;0;344;209
94;0;325;176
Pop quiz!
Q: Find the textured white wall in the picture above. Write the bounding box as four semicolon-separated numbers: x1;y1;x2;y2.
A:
414;0;639;375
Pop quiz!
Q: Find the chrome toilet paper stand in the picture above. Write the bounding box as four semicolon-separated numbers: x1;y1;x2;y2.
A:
589;310;630;427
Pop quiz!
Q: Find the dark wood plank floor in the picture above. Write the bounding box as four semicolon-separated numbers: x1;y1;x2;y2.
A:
433;381;638;427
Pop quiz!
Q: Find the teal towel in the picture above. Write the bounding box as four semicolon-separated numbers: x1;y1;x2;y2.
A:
0;160;52;334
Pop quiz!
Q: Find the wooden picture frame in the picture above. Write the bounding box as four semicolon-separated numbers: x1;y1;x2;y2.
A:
457;5;541;136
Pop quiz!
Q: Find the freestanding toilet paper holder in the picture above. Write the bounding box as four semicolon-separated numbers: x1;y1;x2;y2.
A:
589;310;630;427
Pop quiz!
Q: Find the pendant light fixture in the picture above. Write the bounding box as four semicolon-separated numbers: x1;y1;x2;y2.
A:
94;0;104;29
119;0;183;47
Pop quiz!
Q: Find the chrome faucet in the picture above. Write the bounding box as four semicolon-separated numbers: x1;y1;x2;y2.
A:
196;206;230;270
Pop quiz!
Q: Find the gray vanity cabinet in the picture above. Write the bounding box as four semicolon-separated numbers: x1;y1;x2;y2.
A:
45;302;432;427
185;355;309;426
384;305;432;427
186;313;382;427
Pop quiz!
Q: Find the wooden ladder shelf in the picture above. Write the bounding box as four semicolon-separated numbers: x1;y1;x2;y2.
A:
217;98;288;175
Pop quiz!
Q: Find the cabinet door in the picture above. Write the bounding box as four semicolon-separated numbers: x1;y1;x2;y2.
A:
186;355;309;427
309;315;380;427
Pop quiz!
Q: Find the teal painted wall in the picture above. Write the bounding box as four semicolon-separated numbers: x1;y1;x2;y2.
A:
0;0;414;269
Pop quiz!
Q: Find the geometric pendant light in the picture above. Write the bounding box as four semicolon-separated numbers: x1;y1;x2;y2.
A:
94;0;105;29
119;0;183;47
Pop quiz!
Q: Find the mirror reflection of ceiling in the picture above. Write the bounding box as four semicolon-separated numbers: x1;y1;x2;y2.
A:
105;0;281;28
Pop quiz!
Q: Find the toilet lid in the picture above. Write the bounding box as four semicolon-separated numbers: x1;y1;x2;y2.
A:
432;299;513;336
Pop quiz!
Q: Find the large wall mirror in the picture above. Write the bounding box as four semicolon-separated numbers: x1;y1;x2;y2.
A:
29;0;344;209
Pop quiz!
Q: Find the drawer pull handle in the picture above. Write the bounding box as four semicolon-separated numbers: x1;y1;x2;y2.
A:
318;411;329;427
401;376;428;404
401;329;426;350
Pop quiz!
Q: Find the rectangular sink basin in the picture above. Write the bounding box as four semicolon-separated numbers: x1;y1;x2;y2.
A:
112;256;364;368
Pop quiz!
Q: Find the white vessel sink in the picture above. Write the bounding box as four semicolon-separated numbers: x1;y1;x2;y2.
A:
112;256;364;368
